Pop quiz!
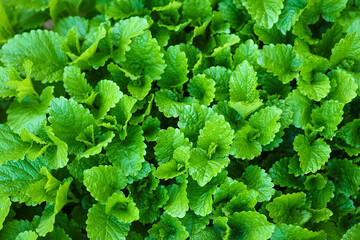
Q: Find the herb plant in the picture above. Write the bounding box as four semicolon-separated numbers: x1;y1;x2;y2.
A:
1;0;360;239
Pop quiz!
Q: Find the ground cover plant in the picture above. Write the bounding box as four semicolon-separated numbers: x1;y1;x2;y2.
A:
1;0;360;239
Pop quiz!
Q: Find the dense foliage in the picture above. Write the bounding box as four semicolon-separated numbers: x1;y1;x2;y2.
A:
1;0;360;239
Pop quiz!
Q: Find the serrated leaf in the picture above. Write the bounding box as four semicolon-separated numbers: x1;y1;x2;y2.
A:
0;124;30;166
95;80;123;118
230;60;259;103
178;104;216;142
0;196;11;230
164;180;189;218
249;106;282;145
159;45;189;89
240;0;284;28
111;16;150;62
86;203;130;240
189;148;230;187
63;66;96;105
258;44;301;83
228;211;275;240
271;223;327;240
106;125;146;176
188;74;215;106
7;86;54;135
84;165;127;203
267;192;311;225
49;97;96;154
15;230;38;240
311;100;344;139
0;158;44;203
154;127;192;165
119;31;165;80
230;125;262;160
328;69;358;104
197;114;233;158
105;192;139;223
293;134;331;174
242;165;275;202
1;30;68;83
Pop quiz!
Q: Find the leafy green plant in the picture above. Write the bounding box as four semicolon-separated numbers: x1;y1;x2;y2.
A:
1;0;360;239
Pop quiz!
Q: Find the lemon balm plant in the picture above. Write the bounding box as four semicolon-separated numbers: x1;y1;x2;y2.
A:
1;0;360;239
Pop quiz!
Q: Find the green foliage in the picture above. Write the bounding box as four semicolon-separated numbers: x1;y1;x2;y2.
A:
1;0;360;239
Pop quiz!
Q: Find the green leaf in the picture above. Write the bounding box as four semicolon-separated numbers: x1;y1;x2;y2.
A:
0;124;30;166
258;44;302;83
328;69;358;104
43;125;69;169
15;230;38;240
49;97;96;154
342;222;360;240
269;158;304;189
321;0;348;22
188;172;226;216
63;66;96;105
155;89;193;118
95;80;123;118
0;196;11;230
286;89;312;128
271;223;327;240
78;131;115;159
111;94;137;126
105;192;139;223
230;125;262;160
178;104;216;142
213;177;246;203
222;189;258;215
203;66;231;102
182;0;212;24
233;40;260;69
327;158;360;196
154;127;192;165
86;203;130;240
228;100;263;121
197;114;233;158
129;183;169;224
53;16;89;39
267;192;311;225
276;0;307;34
242;165;275;202
189;148;230;187
249;106;282;145
330;32;360;70
230;60;259;103
0;158;44;203
240;0;284;28
106;125;146;176
7;86;54;135
164;179;189;218
154;146;190;180
148;213;189;240
26;168;60;205
84;165;127;203
1;30;68;83
159;45;189;89
142;116;161;142
119;31;166;80
0;0;14;44
0;67;18;98
188;74;215;106
111;16;150;62
227;211;275;240
311;100;344;139
293;134;331;174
